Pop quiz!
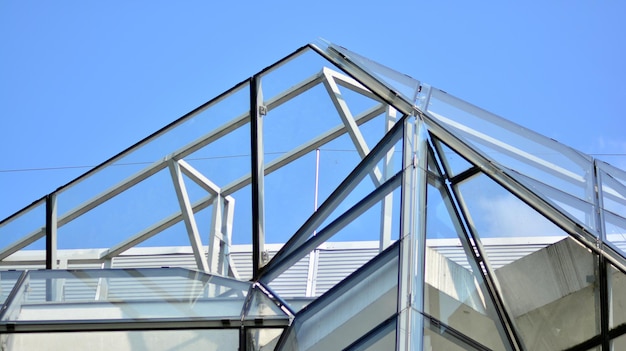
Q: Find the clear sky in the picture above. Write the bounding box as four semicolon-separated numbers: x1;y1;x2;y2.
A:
1;1;625;220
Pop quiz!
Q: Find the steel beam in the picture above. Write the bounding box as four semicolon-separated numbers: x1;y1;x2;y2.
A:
168;159;209;272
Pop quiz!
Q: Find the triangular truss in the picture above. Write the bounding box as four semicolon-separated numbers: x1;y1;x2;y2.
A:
1;41;625;350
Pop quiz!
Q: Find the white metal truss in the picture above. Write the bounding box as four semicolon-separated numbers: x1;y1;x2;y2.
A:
1;41;626;351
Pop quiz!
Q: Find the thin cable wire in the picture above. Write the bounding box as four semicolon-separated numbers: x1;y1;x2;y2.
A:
0;151;624;174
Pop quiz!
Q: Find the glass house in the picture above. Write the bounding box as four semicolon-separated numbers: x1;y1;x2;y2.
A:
1;41;625;350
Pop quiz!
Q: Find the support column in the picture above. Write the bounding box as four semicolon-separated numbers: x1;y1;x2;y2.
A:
592;160;610;350
45;193;57;270
46;193;60;302
397;116;420;351
251;75;266;280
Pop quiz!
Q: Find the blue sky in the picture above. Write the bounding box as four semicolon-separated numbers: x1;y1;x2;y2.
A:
1;1;625;220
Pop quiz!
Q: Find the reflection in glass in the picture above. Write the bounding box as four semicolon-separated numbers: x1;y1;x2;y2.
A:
420;314;486;351
457;173;566;240
612;333;626;350
495;238;599;349
281;245;398;351
458;173;601;349
509;171;598;234
1;329;239;351
0;268;260;323
421;182;510;350
605;210;626;257
0;270;22;305
600;168;626;217
245;288;286;318
344;318;396;351
610;263;626;329
247;328;284;351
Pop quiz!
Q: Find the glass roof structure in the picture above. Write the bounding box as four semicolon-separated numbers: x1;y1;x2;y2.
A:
1;40;625;350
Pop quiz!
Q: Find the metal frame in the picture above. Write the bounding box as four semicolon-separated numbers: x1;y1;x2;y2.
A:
1;41;625;350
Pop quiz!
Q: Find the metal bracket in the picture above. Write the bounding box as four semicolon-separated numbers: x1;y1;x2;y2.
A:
262;250;270;263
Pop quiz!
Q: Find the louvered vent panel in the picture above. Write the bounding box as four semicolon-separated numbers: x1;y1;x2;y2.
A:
231;252;253;281
268;254;309;298
314;248;378;296
112;254;198;269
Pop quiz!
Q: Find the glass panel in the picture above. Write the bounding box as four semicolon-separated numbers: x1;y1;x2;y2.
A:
180;122;251;248
0;199;46;254
605;210;626;257
358;324;396;351
510;170;598;234
267;254;310;299
55;82;250;217
263;82;346;165
259;54;393;251
457;173;567;241
315;134;369;226
458;173;600;349
495;237;600;350
53;82;251;253
258;47;328;104
316;134;404;238
601;168;626;217
245;287;286;318
598;159;626;189
427;88;593;202
610;263;626;329
1;268;258;322
612;333;626;350
288;245;398;351
264;151;318;245
247;328;284;351
344;318;396;351
1;329;239;351
432;137;474;178
0;270;22;305
281;182;400;297
58;168;181;249
262;123;404;287
421;182;510;350
326;43;421;104
327;185;401;244
314;242;382;297
267;185;401;298
419;313;486;351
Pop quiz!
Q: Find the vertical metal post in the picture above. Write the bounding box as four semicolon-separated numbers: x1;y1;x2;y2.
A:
397;116;418;351
314;148;320;213
406;86;432;350
592;160;610;350
208;195;224;275
307;148;321;295
45;193;57;270
380;106;397;251
251;75;266;280
45;193;58;302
